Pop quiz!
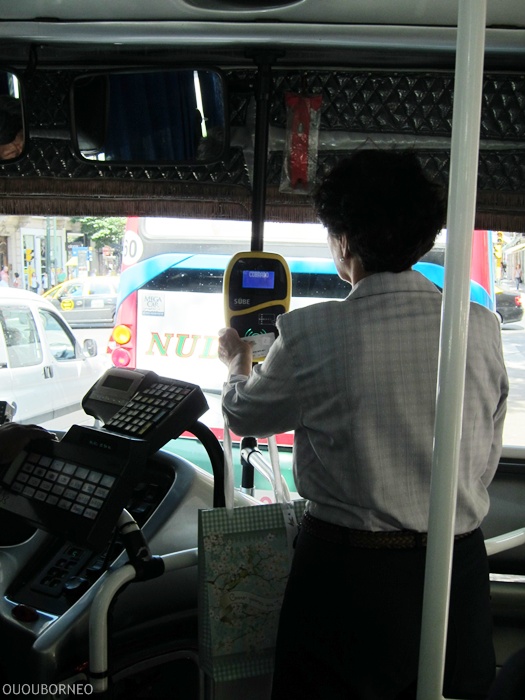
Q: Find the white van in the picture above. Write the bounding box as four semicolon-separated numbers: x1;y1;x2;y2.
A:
0;288;106;424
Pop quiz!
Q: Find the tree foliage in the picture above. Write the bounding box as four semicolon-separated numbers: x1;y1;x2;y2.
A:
71;217;126;250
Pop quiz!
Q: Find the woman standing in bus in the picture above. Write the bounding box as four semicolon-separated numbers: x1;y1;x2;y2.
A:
219;150;508;700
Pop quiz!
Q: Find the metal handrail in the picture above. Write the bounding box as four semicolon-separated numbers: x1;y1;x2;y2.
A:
89;543;198;694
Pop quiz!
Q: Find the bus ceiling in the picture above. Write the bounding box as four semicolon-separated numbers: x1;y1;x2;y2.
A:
0;6;524;237
0;0;520;21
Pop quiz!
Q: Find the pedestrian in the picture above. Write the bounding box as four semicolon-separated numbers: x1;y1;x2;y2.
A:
514;263;522;290
12;272;20;288
219;149;508;700
30;272;40;294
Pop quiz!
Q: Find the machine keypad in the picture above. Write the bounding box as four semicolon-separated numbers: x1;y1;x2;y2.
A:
11;452;115;521
104;381;192;437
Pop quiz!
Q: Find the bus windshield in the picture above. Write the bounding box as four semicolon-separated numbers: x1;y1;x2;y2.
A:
105;216;517;497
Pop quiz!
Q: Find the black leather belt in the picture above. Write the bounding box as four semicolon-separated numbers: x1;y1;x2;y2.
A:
302;512;475;549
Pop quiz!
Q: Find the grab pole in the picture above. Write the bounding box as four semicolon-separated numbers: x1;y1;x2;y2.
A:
417;2;487;699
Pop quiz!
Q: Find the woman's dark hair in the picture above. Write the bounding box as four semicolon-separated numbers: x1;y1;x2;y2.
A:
0;95;23;146
313;150;447;272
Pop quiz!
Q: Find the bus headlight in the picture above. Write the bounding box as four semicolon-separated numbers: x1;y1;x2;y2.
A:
112;347;131;367
112;324;132;345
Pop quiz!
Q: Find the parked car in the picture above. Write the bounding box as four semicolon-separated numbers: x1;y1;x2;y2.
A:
0;288;106;424
495;286;523;324
44;275;120;328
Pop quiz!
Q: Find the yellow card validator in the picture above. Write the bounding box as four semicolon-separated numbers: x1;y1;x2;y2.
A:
242;333;276;361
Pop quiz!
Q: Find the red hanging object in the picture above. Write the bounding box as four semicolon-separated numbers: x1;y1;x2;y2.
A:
284;92;322;190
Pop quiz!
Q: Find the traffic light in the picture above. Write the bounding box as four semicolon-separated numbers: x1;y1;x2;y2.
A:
494;232;503;261
25;248;34;262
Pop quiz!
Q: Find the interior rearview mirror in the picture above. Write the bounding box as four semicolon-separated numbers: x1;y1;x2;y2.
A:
71;68;227;165
0;72;24;161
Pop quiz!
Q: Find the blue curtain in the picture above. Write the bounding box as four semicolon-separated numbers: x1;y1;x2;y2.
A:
104;72;199;162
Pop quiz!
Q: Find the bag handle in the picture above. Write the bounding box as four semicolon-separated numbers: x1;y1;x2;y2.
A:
222;413;235;512
268;434;291;503
222;412;289;510
222;412;299;559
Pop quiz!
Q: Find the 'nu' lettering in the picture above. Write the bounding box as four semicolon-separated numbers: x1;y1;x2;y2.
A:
176;334;200;358
145;333;173;356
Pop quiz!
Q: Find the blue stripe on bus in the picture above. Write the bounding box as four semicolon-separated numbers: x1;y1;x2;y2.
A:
117;255;492;310
118;254;340;305
414;262;493;309
117;253;195;305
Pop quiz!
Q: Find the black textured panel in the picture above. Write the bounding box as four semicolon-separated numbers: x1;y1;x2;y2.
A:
271;71;525;142
0;67;523;197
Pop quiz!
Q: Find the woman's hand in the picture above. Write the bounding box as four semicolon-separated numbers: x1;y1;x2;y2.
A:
218;328;253;377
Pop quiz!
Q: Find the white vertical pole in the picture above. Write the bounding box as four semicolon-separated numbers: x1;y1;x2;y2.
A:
416;2;487;699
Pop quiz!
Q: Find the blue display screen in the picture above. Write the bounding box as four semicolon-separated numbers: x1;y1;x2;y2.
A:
242;270;275;289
